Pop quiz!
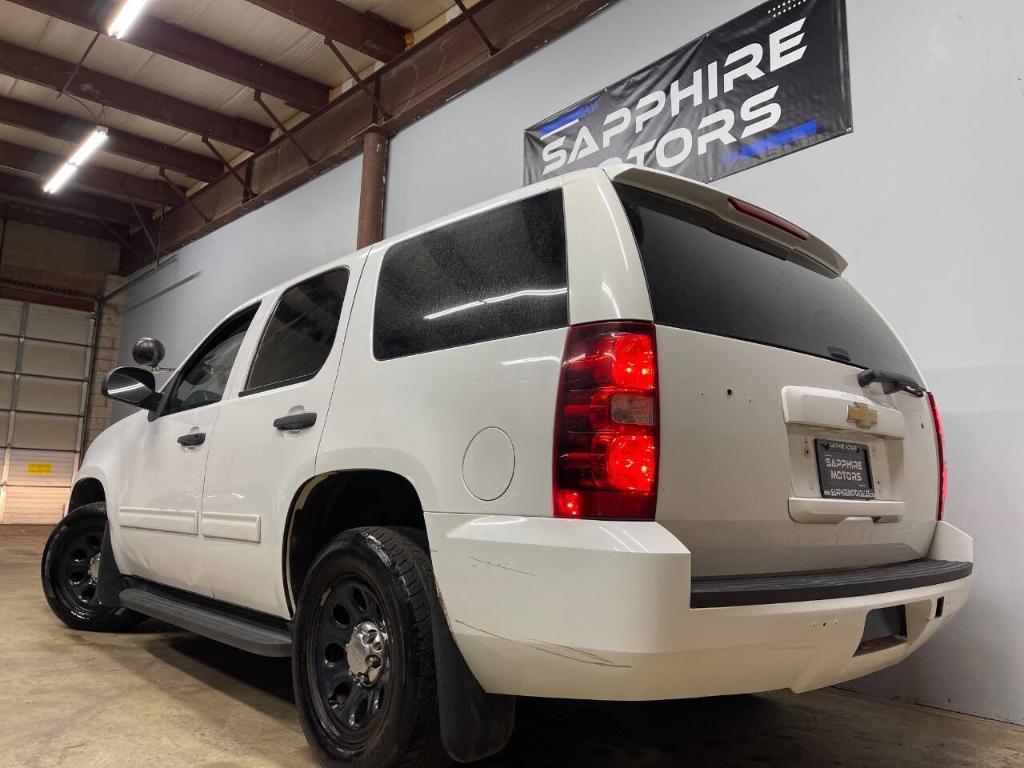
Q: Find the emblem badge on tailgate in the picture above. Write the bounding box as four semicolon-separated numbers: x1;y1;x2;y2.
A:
847;402;879;429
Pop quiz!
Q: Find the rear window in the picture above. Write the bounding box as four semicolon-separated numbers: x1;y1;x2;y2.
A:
616;184;917;377
373;190;567;360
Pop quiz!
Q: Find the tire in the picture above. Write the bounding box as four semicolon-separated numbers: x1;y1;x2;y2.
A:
40;502;146;632
293;526;448;768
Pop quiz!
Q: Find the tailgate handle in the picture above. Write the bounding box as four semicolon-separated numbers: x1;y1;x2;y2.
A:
857;369;925;398
274;412;317;431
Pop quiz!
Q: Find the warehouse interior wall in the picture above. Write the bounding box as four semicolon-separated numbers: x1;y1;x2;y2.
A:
117;0;1023;724
117;156;362;382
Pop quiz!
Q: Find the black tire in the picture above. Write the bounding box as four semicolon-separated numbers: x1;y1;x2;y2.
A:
40;502;146;632
293;526;448;768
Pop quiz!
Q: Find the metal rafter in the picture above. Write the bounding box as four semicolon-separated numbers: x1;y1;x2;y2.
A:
243;0;410;61
453;0;500;55
0;171;153;227
7;0;331;114
0;198;130;242
0;96;224;183
323;37;391;121
123;0;619;272
0;139;185;206
0;40;273;151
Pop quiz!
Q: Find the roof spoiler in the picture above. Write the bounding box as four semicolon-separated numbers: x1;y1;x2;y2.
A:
604;165;847;275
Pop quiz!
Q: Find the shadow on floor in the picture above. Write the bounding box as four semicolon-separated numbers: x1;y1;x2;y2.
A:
130;624;865;768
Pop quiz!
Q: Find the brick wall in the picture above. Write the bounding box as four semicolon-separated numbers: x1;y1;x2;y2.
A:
84;275;127;449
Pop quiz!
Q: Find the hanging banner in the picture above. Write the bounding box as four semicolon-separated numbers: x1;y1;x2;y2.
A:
524;0;851;184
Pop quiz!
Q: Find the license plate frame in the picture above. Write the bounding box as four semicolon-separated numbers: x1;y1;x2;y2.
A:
815;439;875;500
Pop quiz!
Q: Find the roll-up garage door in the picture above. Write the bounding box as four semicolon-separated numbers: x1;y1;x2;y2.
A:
0;298;94;525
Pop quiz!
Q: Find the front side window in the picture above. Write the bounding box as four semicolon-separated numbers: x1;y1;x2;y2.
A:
373;190;568;360
163;306;257;415
245;269;349;394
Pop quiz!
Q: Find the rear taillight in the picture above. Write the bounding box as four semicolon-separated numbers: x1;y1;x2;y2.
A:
554;321;659;520
927;391;947;520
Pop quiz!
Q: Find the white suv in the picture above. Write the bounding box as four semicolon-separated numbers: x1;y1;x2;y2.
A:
41;165;972;768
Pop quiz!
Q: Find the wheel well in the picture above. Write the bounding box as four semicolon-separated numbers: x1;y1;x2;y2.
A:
285;470;426;610
69;478;105;511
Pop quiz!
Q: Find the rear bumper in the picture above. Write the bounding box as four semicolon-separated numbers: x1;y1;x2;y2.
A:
425;515;972;701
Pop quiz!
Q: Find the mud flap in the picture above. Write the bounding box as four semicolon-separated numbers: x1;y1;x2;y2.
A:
426;585;515;762
96;527;126;607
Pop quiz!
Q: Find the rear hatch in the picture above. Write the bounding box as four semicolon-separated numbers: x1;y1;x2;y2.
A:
612;172;940;578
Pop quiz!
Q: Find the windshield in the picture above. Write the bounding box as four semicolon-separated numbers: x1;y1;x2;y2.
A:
616;183;917;378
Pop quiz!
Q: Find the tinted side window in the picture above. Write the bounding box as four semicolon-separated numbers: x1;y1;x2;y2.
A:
245;269;349;394
373;190;567;360
163;306;258;415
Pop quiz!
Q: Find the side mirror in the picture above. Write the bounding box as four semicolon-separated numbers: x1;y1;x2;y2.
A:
102;366;161;411
132;337;166;368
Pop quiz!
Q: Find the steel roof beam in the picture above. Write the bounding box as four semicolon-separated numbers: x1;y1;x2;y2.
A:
0;96;224;183
243;0;409;61
0;171;153;227
0;198;130;242
7;0;331;114
0;139;185;206
124;0;618;272
0;40;273;151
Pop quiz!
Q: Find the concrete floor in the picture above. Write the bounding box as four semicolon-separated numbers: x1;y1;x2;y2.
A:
2;525;1021;768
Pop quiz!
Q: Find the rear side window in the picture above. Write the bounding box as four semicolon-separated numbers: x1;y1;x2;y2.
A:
615;184;917;377
373;190;567;360
245;269;349;394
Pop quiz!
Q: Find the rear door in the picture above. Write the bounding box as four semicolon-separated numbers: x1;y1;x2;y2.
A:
200;260;359;617
613;177;940;578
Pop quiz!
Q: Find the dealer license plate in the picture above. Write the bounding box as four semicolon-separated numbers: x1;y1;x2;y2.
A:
815;439;874;499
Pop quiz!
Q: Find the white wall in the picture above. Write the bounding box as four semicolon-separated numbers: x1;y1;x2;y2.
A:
119;155;362;369
119;0;1024;724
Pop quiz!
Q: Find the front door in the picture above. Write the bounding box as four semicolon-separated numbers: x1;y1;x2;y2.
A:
115;305;259;595
200;262;359;616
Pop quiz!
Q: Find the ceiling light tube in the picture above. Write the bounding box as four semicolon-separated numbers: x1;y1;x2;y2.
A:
68;127;109;167
43;163;78;195
42;127;108;195
107;0;152;39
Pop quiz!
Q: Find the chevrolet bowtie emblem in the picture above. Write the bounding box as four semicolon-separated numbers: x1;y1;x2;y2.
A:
847;402;879;429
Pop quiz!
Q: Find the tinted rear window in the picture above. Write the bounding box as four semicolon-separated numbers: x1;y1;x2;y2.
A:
616;184;917;377
373;190;567;360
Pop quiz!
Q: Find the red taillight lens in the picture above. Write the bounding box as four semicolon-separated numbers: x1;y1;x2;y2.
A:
554;321;659;520
927;391;947;520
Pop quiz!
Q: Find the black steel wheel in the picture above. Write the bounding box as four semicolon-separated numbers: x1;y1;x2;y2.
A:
41;502;145;632
293;527;447;768
312;576;391;739
55;523;104;611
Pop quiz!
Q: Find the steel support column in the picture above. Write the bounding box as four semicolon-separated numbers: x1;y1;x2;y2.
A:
357;130;389;249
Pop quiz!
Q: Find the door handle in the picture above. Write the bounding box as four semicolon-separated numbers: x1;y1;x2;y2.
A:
177;432;206;447
274;412;317;431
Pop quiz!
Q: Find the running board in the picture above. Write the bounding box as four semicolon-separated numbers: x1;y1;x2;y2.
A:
119;587;292;657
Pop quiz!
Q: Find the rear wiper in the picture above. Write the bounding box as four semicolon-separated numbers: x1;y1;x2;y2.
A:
856;369;925;398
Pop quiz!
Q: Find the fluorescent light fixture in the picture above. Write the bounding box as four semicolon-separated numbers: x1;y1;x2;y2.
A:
68;127;109;167
107;0;152;39
43;163;78;195
42;127;109;195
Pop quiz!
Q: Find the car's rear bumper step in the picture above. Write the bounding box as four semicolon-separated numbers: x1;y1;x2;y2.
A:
691;559;973;608
119;587;292;657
